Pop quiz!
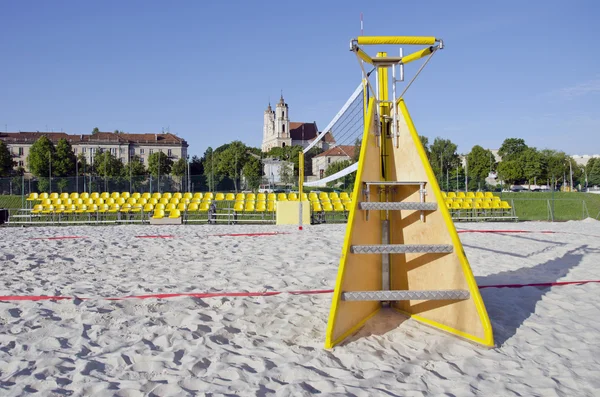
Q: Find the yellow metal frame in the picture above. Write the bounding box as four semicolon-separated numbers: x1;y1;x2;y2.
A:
325;97;377;349
397;99;494;347
357;36;437;45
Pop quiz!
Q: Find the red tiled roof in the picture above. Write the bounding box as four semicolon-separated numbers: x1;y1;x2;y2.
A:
308;131;335;144
0;132;187;146
289;122;319;141
314;145;355;158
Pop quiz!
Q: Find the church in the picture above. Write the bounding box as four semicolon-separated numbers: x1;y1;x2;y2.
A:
261;95;333;152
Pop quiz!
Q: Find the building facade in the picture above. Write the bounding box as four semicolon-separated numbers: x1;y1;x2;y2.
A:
261;95;331;152
312;145;356;179
0;131;188;172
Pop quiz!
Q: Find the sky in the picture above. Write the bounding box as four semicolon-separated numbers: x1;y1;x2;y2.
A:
1;0;599;157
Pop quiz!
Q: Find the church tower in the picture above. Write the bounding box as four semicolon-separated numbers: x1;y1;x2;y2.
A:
262;102;275;152
261;94;292;152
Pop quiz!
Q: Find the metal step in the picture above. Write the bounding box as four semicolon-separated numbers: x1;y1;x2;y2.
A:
350;244;453;254
359;202;437;211
342;289;470;301
364;181;427;187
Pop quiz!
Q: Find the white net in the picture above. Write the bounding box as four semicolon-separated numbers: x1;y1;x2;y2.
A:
303;82;366;187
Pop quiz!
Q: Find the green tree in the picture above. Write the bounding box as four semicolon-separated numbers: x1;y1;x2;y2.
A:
540;149;568;188
588;158;600;186
520;148;544;187
92;127;100;135
498;138;528;162
324;159;355;189
429;137;460;182
53;138;77;177
267;145;303;175
27;136;55;177
147;151;173;178
122;155;146;176
93;150;124;178
242;156;263;189
353;138;362;163
77;153;88;173
497;160;524;185
419;135;430;160
203;147;222;191
0;140;15;176
466;145;495;181
279;162;295;186
217;140;248;191
56;178;69;193
189;155;203;175
171;157;187;189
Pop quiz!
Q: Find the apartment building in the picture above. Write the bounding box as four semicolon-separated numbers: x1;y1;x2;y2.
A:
0;131;188;172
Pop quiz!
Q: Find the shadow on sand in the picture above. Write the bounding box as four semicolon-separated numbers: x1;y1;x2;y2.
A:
477;244;588;346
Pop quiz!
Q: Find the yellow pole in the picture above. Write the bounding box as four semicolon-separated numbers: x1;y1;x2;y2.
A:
298;151;304;230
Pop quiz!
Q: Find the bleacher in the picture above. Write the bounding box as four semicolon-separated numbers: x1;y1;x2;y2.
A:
12;190;515;225
442;191;517;221
17;190;353;225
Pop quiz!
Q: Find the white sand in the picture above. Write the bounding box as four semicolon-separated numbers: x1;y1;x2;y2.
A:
1;221;599;396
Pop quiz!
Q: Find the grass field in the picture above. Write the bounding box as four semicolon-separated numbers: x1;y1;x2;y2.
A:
497;192;600;221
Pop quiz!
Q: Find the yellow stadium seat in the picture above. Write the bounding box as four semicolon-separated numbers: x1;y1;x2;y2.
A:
491;202;501;210
340;192;350;201
322;202;334;212
115;197;126;205
461;202;473;210
187;203;199;212
466;192;475;198
110;192;120;199
86;204;99;213
140;192;150;200
343;202;353;211
244;202;255;212
120;192;130;199
446;202;452;209
126;198;137;205
130;204;143;213
63;204;77;214
152;209;165;219
52;198;62;205
168;209;181;219
451;202;461;211
277;193;287;201
165;203;177;211
173;192;182;200
257;193;266;201
107;204;120;213
83;192;92;200
312;202;322;212
300;193;308;201
267;193;276;201
246;193;256;201
474;202;483;210
97;204;109;213
54;205;66;214
492;196;501;202
481;202;492;210
69;192;79;200
41;198;52;206
500;201;511;209
38;192;49;200
120;204;132;213
151;192;161;199
334;202;345;212
131;192;141;200
169;197;180;205
159;198;169;205
267;201;276;212
198;203;210;212
484;192;494;198
225;193;235;201
233;202;244;212
75;205;87;214
100;192;110;200
183;192;193;200
155;203;165;211
148;198;158;205
457;192;466;198
204;192;214;200
329;192;339;201
235;193;245;201
193;192;203;200
177;203;187;211
447;192;456;199
256;201;266;212
162;192;172;200
215;193;225;201
49;193;59;200
475;192;484;198
142;204;154;213
288;193;298;201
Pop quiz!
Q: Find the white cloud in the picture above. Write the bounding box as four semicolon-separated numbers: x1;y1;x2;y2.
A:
557;79;600;100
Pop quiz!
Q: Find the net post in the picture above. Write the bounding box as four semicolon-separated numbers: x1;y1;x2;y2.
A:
298;151;304;230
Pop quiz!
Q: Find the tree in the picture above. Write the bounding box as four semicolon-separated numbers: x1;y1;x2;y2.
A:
589;158;600;186
242;156;262;189
93;150;124;178
497;160;523;185
520;148;544;187
353;138;362;163
466;145;495;181
147;151;173;178
53;138;77;177
203;147;223;191
189;155;203;175
217;141;248;191
279;162;295;186
123;155;146;176
498;138;528;162
0;140;15;176
27;136;55;177
171;157;187;189
92;127;100;135
324;159;355;189
419;135;431;160
429;137;460;182
540;149;568;188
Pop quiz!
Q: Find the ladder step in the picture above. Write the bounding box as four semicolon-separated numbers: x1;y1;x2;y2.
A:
364;181;427;187
359;202;437;211
342;290;470;301
350;244;453;254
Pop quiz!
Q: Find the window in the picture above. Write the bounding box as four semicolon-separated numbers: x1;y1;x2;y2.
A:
168;149;172;157
18;161;23;167
149;149;154;155
74;148;78;154
282;125;285;133
110;148;117;156
140;157;144;164
140;148;145;154
82;147;87;154
328;157;331;164
18;147;23;156
130;148;135;156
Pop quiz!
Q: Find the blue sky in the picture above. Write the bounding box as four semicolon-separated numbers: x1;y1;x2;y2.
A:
1;0;598;157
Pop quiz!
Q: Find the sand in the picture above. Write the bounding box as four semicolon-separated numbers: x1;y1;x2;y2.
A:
0;221;599;396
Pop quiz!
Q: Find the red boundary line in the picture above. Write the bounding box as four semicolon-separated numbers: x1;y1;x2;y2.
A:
457;230;555;234
1;283;598;302
28;232;292;240
29;236;88;240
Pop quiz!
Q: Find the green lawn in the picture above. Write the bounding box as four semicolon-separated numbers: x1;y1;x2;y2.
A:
0;195;24;210
496;192;600;221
